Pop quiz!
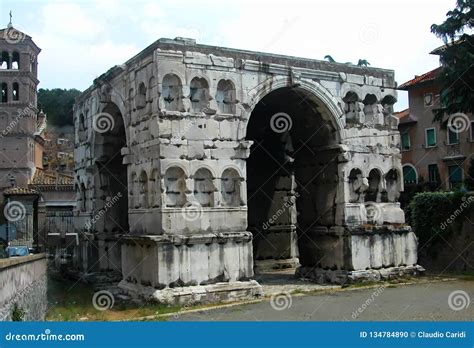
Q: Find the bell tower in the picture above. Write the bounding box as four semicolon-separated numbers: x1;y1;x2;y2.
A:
0;18;43;189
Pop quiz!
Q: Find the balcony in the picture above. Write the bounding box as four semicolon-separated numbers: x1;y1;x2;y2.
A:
443;143;465;161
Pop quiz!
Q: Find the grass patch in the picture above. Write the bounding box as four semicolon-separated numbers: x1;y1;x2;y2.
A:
46;276;189;321
442;271;474;281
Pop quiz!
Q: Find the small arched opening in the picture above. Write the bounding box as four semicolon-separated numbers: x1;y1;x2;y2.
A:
190;77;209;112
366;169;382;202
193;168;215;207
164;166;187;207
221;168;241;207
216;79;236;114
162;74;182;111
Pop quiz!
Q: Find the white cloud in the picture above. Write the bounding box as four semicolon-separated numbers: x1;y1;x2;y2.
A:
39;3;105;42
26;0;454;111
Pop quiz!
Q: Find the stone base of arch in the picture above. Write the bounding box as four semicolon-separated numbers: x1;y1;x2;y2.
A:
296;226;424;285
118;232;263;303
119;280;263;305
296;265;425;285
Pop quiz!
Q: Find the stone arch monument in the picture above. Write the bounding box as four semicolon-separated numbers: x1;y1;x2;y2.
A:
73;38;422;303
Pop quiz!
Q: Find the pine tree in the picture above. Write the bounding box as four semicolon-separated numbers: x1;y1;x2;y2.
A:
430;0;473;122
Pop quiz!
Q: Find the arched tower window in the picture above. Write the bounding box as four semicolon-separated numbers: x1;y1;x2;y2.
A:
216;79;236;114
190;77;209;112
0;52;9;69
12;82;19;101
194;168;215;207
12;52;20;70
1;83;8;103
162;74;182;111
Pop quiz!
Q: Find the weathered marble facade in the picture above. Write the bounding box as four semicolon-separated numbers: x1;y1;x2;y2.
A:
73;38;421;302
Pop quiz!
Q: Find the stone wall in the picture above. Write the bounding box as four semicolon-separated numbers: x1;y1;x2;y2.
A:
0;254;47;321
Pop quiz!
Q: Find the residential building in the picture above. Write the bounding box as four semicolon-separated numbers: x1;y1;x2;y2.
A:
397;67;473;190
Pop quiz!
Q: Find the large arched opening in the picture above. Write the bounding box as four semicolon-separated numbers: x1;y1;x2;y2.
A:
245;86;341;271
93;102;129;237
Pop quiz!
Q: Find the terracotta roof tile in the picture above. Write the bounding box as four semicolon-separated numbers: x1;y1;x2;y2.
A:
30;169;74;187
398;67;441;90
394;109;417;125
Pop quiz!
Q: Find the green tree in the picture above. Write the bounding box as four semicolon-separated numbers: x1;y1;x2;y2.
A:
430;0;473;121
37;88;82;127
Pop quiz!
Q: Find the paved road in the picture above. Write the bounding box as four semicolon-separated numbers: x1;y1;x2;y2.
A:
173;280;473;321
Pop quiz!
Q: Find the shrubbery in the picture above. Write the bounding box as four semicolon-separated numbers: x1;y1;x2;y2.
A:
407;191;468;246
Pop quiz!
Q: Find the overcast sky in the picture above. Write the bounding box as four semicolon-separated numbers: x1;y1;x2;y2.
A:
0;0;456;111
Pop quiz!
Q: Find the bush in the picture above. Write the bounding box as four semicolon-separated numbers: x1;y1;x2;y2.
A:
11;303;25;321
408;191;467;246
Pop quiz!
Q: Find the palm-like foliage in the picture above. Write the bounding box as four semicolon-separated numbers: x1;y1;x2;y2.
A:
324;55;335;63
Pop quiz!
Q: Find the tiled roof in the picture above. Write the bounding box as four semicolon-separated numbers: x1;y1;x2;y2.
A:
30;169;74;187
398;67;441;90
3;187;39;196
394;109;417;125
